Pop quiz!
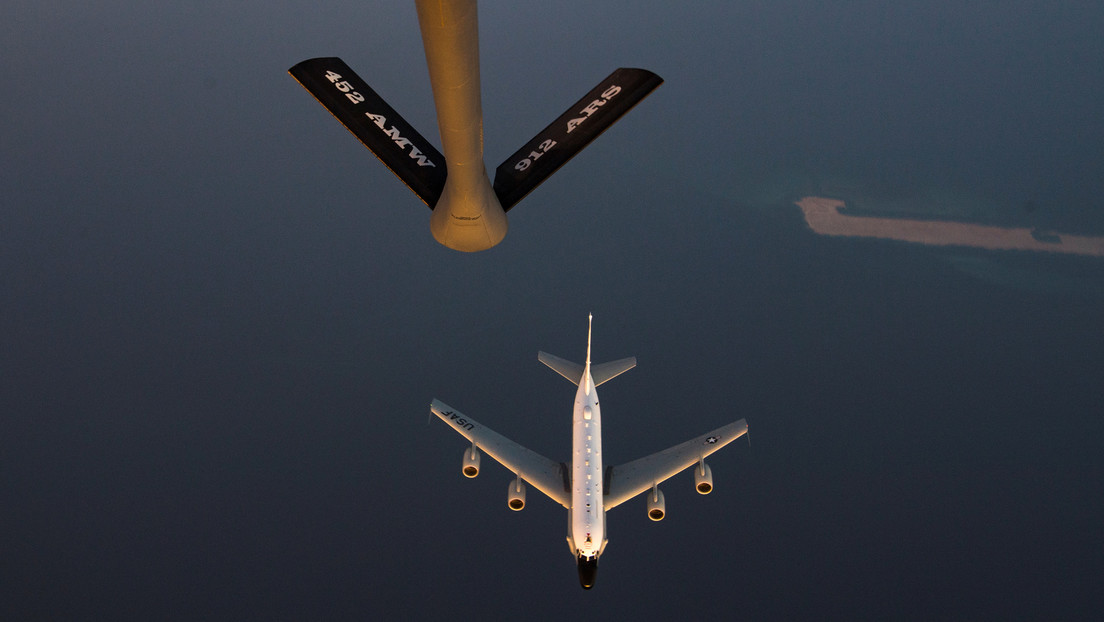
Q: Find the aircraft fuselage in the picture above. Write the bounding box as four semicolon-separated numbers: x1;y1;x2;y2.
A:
569;363;606;561
415;0;508;251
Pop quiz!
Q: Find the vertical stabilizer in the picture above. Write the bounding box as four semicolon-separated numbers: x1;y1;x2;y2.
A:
586;313;593;367
584;313;594;395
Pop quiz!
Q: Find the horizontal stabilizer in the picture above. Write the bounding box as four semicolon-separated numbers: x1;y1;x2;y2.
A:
591;357;637;386
493;68;663;211
538;351;583;385
289;57;447;208
539;352;637;387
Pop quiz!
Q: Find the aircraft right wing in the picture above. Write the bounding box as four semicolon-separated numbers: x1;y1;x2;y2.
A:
431;399;570;509
604;419;748;510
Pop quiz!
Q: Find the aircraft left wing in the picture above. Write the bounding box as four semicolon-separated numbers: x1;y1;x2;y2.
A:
431;399;570;509
604;419;748;510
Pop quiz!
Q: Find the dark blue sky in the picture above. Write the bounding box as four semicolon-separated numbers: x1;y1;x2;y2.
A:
3;1;1103;619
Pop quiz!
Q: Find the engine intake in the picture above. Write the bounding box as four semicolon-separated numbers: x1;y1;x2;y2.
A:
647;487;666;521
462;445;480;478
507;477;526;511
695;462;714;495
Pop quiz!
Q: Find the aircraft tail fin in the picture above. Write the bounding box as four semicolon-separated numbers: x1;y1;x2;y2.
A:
289;57;447;208
492;68;663;211
539;352;636;387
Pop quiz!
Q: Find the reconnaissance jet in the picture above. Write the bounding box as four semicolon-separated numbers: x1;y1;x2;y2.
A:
430;315;749;589
290;0;662;252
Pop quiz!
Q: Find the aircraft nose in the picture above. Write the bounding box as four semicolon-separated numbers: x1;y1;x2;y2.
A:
576;555;598;590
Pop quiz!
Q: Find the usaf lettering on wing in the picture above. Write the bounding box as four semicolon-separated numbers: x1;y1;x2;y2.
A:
442;410;475;432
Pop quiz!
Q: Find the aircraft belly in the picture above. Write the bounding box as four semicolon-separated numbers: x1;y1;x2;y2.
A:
571;395;604;557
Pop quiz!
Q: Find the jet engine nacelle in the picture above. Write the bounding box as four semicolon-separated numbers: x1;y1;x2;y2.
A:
695;462;714;495
647;488;666;521
462;446;480;478
507;477;527;511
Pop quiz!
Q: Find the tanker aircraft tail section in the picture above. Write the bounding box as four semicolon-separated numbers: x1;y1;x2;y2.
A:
289;1;662;251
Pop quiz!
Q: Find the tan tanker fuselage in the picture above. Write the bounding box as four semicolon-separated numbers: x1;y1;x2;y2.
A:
415;0;508;252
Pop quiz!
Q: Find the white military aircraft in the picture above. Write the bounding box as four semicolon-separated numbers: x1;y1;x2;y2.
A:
290;0;662;252
431;315;749;589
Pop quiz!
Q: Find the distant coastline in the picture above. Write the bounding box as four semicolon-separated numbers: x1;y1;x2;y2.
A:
796;196;1104;257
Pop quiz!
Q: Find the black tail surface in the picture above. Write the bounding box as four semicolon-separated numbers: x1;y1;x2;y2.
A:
289;57;447;208
493;68;663;211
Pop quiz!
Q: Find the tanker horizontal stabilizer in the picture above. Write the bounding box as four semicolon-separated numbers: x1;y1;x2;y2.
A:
289;57;447;208
493;68;664;211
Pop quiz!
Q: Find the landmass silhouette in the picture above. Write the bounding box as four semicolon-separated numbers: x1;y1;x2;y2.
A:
796;196;1104;257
